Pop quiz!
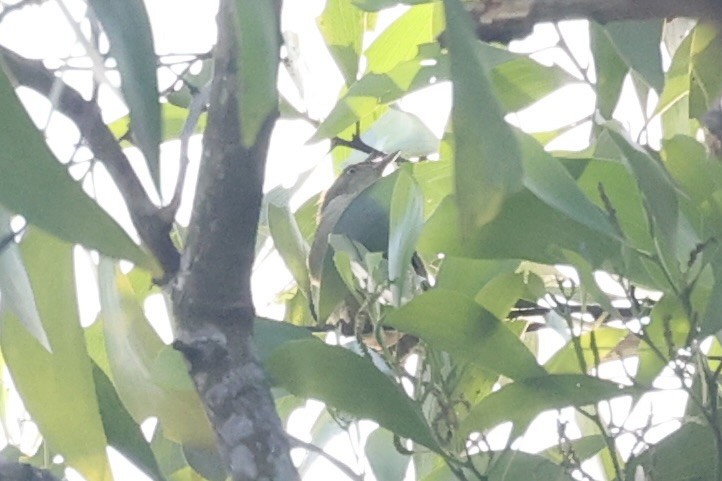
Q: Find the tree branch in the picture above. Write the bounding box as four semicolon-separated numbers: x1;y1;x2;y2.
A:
0;45;180;278
468;0;722;42
170;0;298;480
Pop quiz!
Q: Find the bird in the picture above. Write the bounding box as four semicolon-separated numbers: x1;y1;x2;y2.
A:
308;151;427;329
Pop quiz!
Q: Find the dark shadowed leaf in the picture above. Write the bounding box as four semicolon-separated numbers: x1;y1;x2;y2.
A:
88;0;161;186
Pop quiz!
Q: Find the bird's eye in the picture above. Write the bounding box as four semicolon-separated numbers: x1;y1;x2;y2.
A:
346;166;357;175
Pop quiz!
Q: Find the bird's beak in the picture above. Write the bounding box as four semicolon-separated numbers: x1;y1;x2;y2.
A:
372;151;400;172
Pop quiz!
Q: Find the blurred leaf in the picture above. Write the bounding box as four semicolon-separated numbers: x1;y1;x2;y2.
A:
92;362;165;481
268;203;311;295
0;207;49;350
317;0;364;85
606;127;680;274
418;193;619;268
436;257;520;298
266;339;439;451
0;65;152;268
444;0;523;230
590;22;628;118
473;272;539;319
487;450;575;481
457;374;639;443
353;0;432;11
97;259;215;450
388;168;424;304
233;0;280;147
604;20;664;91
310;51;445;142
366;429;411;481
545;327;629;374
625;422;717;481
365;3;444;74
655;31;696;139
385;289;546;380
540;434;606;464
519;134;615;238
636;295;690;386
689;22;722;119
88;0;161;186
254;316;313;362
108;103;207;144
0;229;111;481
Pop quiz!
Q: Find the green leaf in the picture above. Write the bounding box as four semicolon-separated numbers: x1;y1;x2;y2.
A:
519;134;615;238
607;128;680;273
365;429;411;481
0;64;151;268
487;451;576;481
388;168;424;304
108;103;207;144
625;422;717;481
604;20;664;91
385;289;546;380
97;259;216;450
418;193;619;267
353;0;433;11
0;207;49;350
234;0;280;147
254;316;313;362
457;374;638;442
636;295;690;386
436;257;520;298
310;52;446;142
317;0;365;85
444;0;523;229
590;22;628;118
0;229;111;481
544;327;629;374
689;23;722;119
655;30;695;138
364;3;444;74
268;203;311;295
265;339;439;451
87;0;161;186
92;362;165;481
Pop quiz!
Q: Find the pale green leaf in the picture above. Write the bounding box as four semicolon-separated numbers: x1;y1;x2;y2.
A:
0;229;111;481
317;0;364;85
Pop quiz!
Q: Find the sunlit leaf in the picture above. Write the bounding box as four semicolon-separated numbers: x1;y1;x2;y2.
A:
689;22;722;119
364;3;444;74
545;327;629;374
266;339;439;451
0;65;152;268
0;229;111;481
88;0;161;186
317;0;365;85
